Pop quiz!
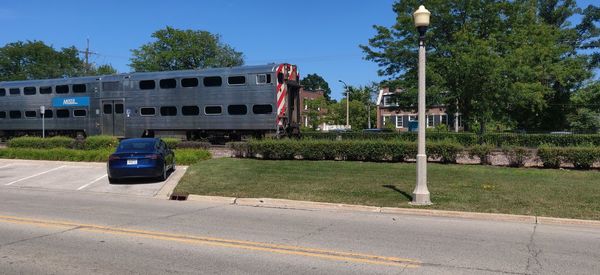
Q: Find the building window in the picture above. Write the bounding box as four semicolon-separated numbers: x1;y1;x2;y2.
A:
205;106;222;115
181;106;200;116
9;111;21;119
9;88;20;95
408;115;417;121
56;85;69;94
228;76;246;85
160;106;177;116
40;86;52;94
139;80;156;90
256;74;271;84
383;95;398;107
228;105;247;115
427;115;435;128
140;107;156;116
73;109;87;117
0;88;5;96
24;87;36;95
396;115;403;128
0;111;5;118
25;111;37;118
441;114;448;125
203;76;222;87
159;78;177;89
73;84;86;93
181;78;199;87
252;104;272;114
56;109;70;118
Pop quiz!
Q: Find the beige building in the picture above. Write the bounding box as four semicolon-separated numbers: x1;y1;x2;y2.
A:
375;88;462;131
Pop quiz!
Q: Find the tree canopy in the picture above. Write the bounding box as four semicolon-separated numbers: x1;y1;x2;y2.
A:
130;26;244;72
300;73;333;102
361;0;599;132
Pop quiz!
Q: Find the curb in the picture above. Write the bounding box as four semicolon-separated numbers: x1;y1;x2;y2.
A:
184;196;600;228
154;166;188;199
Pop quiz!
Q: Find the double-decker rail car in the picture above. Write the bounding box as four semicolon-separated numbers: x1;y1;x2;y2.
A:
0;64;301;140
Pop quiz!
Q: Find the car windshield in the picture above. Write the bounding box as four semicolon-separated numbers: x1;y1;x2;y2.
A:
116;140;156;152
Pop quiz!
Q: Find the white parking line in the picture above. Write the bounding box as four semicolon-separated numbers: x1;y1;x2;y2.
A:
4;165;66;186
77;174;107;190
0;164;12;169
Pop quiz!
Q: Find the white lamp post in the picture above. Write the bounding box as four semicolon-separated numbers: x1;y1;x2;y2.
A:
410;5;432;205
339;80;349;128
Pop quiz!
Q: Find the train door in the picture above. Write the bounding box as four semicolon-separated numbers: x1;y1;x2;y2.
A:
101;100;125;136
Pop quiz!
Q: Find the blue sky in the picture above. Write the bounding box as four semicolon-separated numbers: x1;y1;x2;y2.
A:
0;0;596;100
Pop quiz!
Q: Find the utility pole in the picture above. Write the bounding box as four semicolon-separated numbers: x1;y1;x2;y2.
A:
339;80;349;128
79;38;97;74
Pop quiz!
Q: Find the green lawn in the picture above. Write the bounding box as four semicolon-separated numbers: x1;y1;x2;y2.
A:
176;158;600;220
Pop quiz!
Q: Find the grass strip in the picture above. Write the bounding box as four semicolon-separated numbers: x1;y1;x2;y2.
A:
0;148;211;165
176;158;600;220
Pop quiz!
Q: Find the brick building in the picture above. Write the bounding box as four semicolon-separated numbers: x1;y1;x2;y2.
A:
375;88;462;131
299;88;326;128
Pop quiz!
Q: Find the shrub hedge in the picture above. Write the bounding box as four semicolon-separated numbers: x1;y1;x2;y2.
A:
231;139;463;163
469;144;493;165
301;132;600;147
8;136;74;149
538;146;600;169
0;148;112;162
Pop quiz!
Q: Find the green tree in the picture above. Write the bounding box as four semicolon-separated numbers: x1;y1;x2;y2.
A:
568;81;600;133
92;64;117;75
130;26;244;72
304;97;327;129
300;73;333;102
0;41;85;81
361;0;598;132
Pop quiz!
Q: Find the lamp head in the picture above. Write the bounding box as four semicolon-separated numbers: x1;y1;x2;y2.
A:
413;5;431;28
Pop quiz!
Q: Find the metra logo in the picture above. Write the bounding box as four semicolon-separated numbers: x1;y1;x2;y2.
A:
63;99;77;105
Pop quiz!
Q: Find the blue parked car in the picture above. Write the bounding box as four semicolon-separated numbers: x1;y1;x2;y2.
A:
107;138;175;183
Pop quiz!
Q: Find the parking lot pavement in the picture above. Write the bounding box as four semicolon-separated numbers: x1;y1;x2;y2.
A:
0;159;185;198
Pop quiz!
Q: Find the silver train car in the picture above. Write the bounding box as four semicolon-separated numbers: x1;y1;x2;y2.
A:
0;64;301;140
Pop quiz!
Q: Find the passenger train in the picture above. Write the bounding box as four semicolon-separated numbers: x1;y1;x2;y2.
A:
0;63;301;140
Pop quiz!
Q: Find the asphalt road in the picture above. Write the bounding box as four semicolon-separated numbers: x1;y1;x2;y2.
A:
0;187;598;274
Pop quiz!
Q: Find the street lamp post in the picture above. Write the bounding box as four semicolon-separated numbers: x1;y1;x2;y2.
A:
338;80;349;128
410;5;432;205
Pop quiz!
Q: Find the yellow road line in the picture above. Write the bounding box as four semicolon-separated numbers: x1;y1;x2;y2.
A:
0;214;420;268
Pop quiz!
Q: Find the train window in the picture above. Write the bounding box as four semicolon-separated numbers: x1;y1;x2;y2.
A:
139;80;156;90
253;104;273;114
24;87;36;95
40;86;52;94
228;76;246;85
41;110;53;118
256;74;271;84
0;88;5;96
0;111;5;118
160;106;177;116
9;111;22;119
9;88;20;95
228;105;247;115
56;109;69;118
182;106;200;116
159;79;176;89
277;73;284;84
115;104;124;114
73;109;87;117
103;104;112;114
25;111;37;118
56;85;69;94
73;84;86;93
102;81;120;91
203;76;222;87
204;106;222;115
140;107;156;116
181;78;198;87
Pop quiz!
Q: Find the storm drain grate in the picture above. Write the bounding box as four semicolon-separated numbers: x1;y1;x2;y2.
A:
170;192;189;201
